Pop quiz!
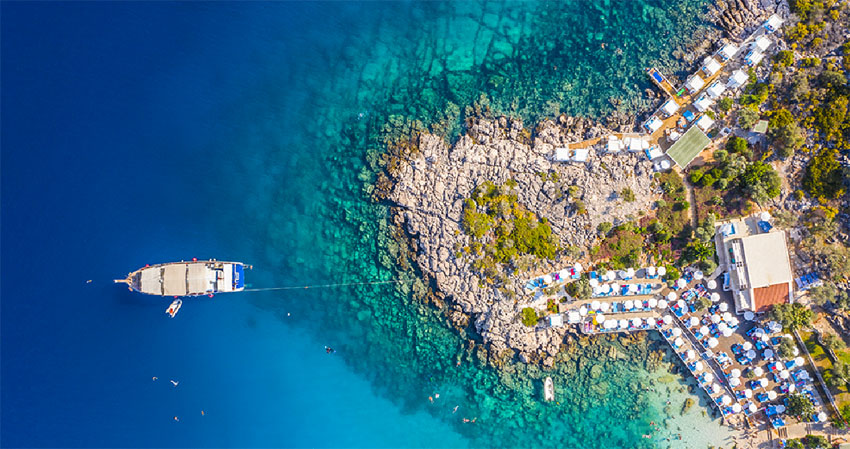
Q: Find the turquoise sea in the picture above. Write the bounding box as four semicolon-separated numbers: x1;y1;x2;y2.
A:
2;1;731;447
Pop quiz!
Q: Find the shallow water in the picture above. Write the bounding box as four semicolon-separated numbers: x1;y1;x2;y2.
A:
2;1;732;447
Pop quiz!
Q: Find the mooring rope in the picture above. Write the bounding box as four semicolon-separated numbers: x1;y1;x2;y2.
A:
242;278;416;292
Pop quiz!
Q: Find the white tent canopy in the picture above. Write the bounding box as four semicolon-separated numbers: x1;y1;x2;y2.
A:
744;311;755;321
732;403;743;413
694;95;715;112
702;57;722;77
707;279;717;289
644;116;663;133
658;266;667;276
728;69;749;89
707;81;727;99
672;327;682;337
754;35;772;52
677;278;687;288
667;292;676;301
662;100;680;116
719;43;739;60
708;337;719;348
753;366;764;376
719;302;728;312
729;377;741;387
696;114;715;132
686;75;705;92
694;360;704;371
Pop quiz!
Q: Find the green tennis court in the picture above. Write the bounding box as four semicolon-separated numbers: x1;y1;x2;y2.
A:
666;126;710;168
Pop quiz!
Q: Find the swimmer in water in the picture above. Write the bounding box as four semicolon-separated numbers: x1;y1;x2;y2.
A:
152;377;158;381
452;406;459;414
201;410;205;416
170;380;179;387
325;346;335;354
86;280;92;284
472;417;477;423
174;416;179;422
435;393;440;399
463;418;470;423
428;396;434;403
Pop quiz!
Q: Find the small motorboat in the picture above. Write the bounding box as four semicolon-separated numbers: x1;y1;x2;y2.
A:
166;299;182;318
544;376;555;402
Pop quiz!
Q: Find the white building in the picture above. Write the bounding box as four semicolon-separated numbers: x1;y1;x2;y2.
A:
727;69;749;89
706;81;727;99
754;35;772;52
554;147;570;161
686;75;705;94
719;43;739;61
694;94;714;112
764;14;784;33
662;99;680;116
702;57;722;77
746;50;765;66
695;114;715;132
644;116;663;133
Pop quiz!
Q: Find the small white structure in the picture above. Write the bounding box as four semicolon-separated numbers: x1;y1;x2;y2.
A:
696;114;715;132
719;43;739;61
706;81;726;99
607;136;623;153
694;94;714;112
644;116;663;133
554;147;571;161
662;99;680;116
754;35;772;52
764;14;784;33
549;314;564;327
685;75;705;93
746;50;765;66
645;146;664;160
702;57;722;77
625;136;649;152
573;147;589;162
727;69;749;89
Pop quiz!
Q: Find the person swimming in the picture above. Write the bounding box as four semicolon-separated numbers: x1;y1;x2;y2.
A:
173;416;179;422
152;377;158;381
170;380;179;386
452;406;459;414
325;346;335;354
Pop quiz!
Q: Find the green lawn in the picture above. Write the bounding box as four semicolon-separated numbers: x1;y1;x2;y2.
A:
666;126;711;168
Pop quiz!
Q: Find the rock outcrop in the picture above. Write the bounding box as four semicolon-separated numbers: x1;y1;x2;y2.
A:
388;116;660;361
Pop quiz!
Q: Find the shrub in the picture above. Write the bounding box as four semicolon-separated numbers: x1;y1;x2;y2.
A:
726;136;753;160
738;108;760;130
741;161;781;204
778;337;798;358
597;222;613;235
521;307;539;327
803;147;846;201
566;277;591;300
823;333;846;352
718;97;734;112
787;393;815;420
688;169;703;184
774;50;795;68
802;434;828;449
768;109;804;158
768;303;814;331
621;187;636;202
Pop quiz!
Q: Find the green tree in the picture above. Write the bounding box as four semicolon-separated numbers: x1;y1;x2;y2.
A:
767;109;804;158
802;434;829;449
738;108;760;130
566;277;591;301
789;72;810;102
597;221;613;235
803;147;847;200
823;333;846;352
461;199;493;238
768;303;814;331
814;95;848;141
774;50;795;68
741;161;782;204
521;307;539;327
695;296;712;311
718;97;734;112
778;337;797;358
726;136;753;160
809;283;839;306
787;393;816;420
621;187;636;202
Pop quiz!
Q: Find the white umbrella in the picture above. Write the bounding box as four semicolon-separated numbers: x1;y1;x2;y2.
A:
795;357;805;366
632;318;642;327
818;412;827;422
729;317;739;327
607;271;617;282
589;278;600;288
694;360;704;371
777;404;787;413
591;300;601;311
624;299;634;310
677;299;686;309
753;367;764;376
595;313;606;323
711;383;721;394
730;377;741;387
686;349;696;360
574;263;583;272
666;292;676;301
707;279;717;289
764;349;774;359
719;302;728;312
731;369;742;378
694;271;704;281
759;378;769;388
659;299;669;309
672;327;682;337
723;312;733;322
619;319;629;329
743;342;753;351
760;211;771;222
543;274;554;284
779;370;790;379
767;391;777;400
711;292;720;302
704;372;715;383
748;403;758;413
675;337;685;347
646;317;656;327
689;317;700;327
732;403;743;414
799;371;809;380
618;270;627;279
604;319;616;329
744;389;753;398
663;315;673;324
761;334;770;342
700;325;710;335
721;395;732;405
626;268;635;278
629;283;639;293
600;302;610;312
718;322;729;332
602;284;612;294
647;266;656;277
658;266;667;276
677;278;687;288
722;328;734;337
746;350;757;359
559;269;570;280
744;311;755;321
711;315;721;324
593;286;602;296
708;337;719;348
648;298;658;308
579;306;588;316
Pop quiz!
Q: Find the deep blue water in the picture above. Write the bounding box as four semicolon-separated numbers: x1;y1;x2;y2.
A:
2;2;720;448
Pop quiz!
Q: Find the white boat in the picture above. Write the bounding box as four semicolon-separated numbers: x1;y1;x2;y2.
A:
115;259;249;297
544;377;555;402
166;299;182;318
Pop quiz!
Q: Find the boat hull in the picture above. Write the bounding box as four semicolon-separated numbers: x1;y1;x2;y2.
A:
116;260;246;297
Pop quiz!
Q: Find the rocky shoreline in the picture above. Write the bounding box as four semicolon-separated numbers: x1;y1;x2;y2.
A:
381;0;789;366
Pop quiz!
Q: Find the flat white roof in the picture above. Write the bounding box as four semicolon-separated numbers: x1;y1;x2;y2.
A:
554;147;570;161
765;14;783;31
694;95;714;112
755;36;771;52
645;116;662;132
662;100;680;115
703;57;722;76
740;231;793;289
720;43;739;59
707;81;726;98
573;148;589;162
686;75;705;92
747;51;765;66
696;114;715;132
728;69;749;88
